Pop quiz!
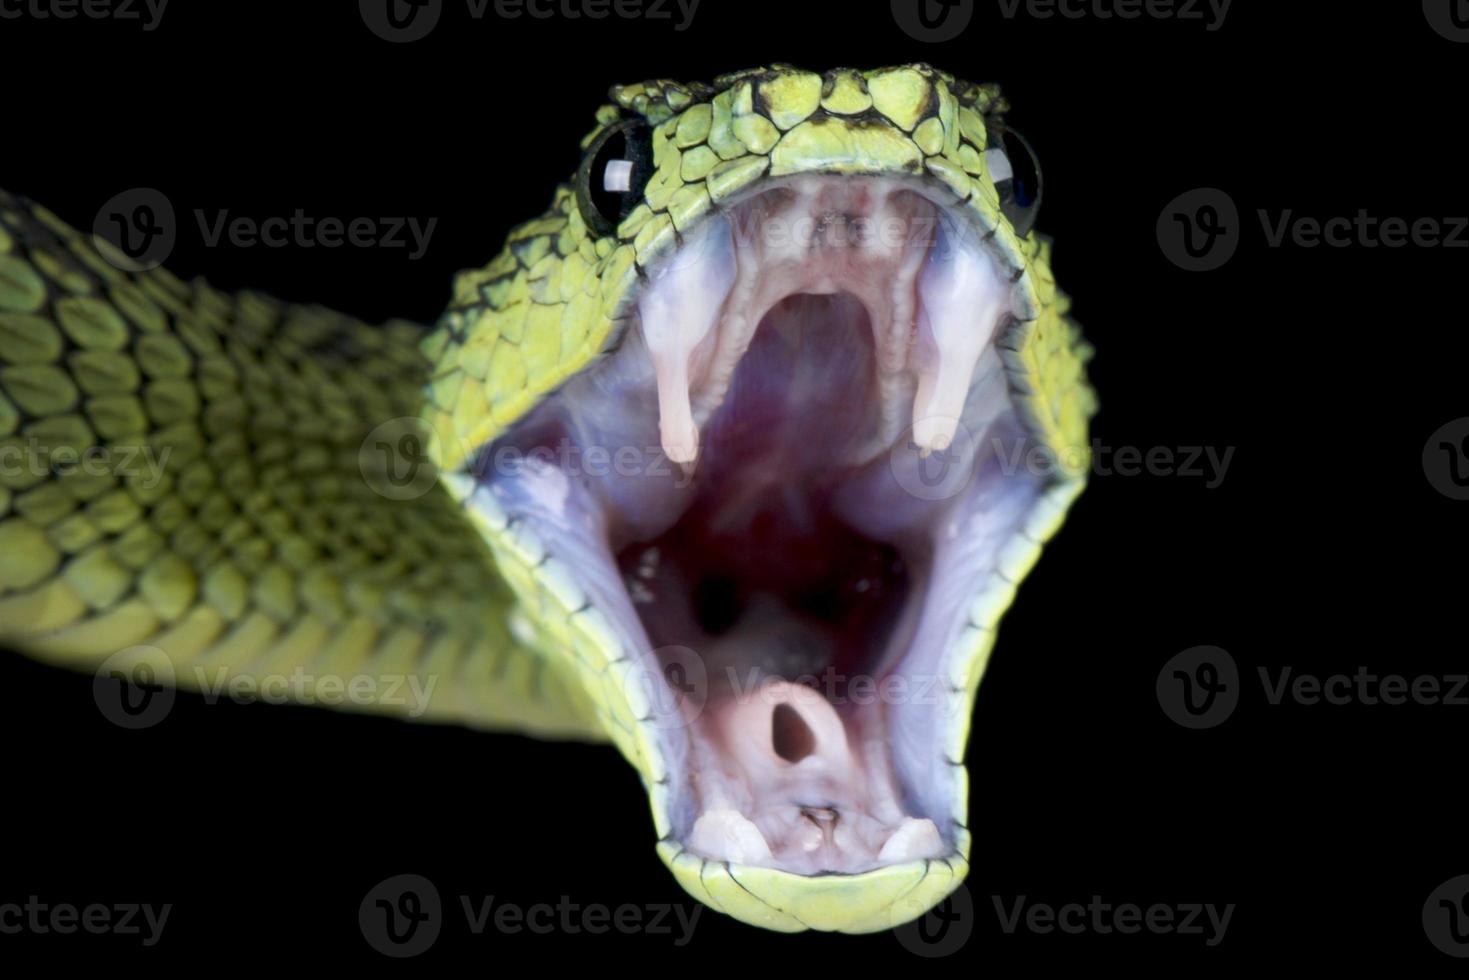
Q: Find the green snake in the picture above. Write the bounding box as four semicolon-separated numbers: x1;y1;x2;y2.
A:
0;63;1095;933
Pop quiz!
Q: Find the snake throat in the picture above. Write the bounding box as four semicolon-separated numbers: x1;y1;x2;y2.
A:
476;175;1046;876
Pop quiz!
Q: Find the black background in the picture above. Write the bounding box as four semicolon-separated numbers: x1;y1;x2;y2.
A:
1;0;1463;968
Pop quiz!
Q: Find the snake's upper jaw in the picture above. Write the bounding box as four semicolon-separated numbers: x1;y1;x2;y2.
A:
639;177;1011;468
476;174;1060;931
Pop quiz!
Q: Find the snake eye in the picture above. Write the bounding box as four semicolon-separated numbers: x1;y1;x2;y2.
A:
984;126;1043;239
576;119;653;238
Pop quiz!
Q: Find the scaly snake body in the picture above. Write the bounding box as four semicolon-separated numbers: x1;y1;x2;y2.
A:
0;64;1095;932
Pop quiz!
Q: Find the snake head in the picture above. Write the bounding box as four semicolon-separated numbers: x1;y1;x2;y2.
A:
421;63;1096;932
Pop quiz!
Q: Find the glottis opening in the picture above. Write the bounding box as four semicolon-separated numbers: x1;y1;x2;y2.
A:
473;175;1050;876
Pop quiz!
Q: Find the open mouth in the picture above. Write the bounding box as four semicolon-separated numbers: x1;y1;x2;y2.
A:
474;175;1049;876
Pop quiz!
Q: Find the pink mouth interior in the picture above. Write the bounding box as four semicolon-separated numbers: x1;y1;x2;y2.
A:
475;176;1048;874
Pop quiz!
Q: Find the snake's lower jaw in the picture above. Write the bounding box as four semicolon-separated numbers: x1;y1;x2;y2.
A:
659;676;973;933
657;834;971;934
474;173;1079;931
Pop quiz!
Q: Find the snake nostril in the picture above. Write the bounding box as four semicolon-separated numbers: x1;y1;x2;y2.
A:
771;702;817;763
